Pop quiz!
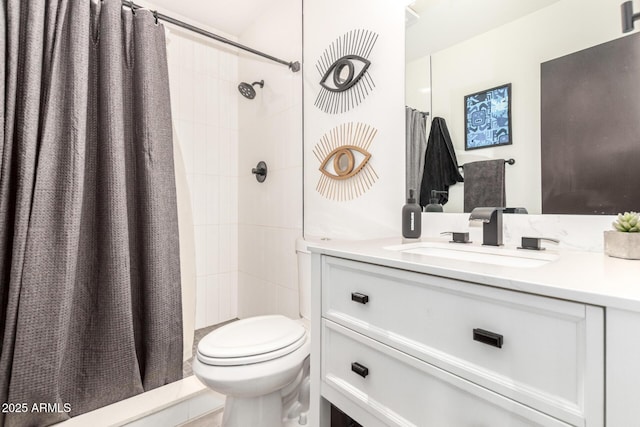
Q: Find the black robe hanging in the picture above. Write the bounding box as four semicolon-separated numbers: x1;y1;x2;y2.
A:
419;117;464;207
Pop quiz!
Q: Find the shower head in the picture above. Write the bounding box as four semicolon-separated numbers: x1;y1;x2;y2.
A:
238;80;264;99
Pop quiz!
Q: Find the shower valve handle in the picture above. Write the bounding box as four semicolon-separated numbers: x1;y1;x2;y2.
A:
252;161;268;183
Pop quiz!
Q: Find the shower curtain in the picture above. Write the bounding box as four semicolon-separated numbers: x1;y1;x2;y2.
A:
0;1;182;425
405;106;429;200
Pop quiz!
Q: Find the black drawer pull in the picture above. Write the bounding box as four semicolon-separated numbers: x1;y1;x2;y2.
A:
351;292;369;304
351;362;369;378
473;328;503;348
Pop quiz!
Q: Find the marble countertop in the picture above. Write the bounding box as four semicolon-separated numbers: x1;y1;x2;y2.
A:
308;237;640;311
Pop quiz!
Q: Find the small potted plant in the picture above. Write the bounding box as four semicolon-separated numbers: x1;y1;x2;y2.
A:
604;212;640;260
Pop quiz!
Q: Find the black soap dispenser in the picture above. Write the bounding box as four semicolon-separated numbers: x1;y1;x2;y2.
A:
402;189;422;238
425;190;446;212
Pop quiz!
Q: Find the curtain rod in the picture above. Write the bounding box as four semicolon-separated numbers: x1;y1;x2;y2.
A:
121;1;301;72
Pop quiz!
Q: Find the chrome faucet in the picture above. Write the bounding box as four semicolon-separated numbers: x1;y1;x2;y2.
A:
469;207;503;246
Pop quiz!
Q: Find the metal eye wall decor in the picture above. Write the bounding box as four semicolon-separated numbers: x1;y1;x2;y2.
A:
314;29;379;114
313;122;379;201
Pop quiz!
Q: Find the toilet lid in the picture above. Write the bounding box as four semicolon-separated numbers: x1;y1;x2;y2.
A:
197;315;306;366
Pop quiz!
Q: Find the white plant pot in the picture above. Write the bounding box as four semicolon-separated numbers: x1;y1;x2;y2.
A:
604;230;640;260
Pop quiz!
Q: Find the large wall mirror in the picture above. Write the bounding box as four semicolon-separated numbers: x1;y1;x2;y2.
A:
406;0;636;214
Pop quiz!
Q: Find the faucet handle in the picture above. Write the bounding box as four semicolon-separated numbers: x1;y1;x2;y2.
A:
440;231;471;244
518;237;560;251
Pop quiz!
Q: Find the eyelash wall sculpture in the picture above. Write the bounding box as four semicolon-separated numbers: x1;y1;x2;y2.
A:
314;29;379;114
313;122;379;201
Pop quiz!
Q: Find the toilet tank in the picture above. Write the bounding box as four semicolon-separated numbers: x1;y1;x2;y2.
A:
295;238;313;320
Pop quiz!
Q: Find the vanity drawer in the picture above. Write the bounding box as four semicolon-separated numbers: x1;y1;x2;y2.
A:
321;320;572;427
321;256;603;426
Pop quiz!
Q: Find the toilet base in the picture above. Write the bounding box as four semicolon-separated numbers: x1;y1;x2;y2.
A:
220;357;310;427
220;393;308;427
222;392;282;427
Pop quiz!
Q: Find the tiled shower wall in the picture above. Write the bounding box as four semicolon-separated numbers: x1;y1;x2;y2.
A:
167;27;239;329
237;0;303;319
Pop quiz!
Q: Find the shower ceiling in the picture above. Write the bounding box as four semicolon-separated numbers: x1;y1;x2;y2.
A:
138;0;282;36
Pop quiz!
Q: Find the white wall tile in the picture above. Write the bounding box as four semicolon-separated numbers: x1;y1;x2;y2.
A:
218;272;238;322
185;173;196;196
218;128;233;177
204;79;221;129
275;228;299;290
277;286;299;319
204;125;220;176
192;123;207;174
175;121;195;173
193;42;208;75
177;73;195;120
280;168;304;230
263;227;279;284
205;176;220;226
195;277;207;329
194;225;219;277
176;33;195;71
237;272;261;318
205;47;220;78
227;130;239;177
229;273;238;319
238;224;265;277
264;281;278;315
171;26;240;329
219;224;238;272
168;64;181;116
164;0;303;324
205;275;220;326
284;106;303;169
236;0;302;319
193;226;208;276
193;87;208;125
220;81;239;131
207;225;220;275
218;176;238;225
219;50;239;82
237;176;253;226
190;175;207;226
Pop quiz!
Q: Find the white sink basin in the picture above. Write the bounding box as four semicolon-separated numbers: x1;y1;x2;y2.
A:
384;242;558;268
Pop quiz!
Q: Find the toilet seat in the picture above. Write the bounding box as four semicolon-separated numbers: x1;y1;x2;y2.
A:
197;315;307;366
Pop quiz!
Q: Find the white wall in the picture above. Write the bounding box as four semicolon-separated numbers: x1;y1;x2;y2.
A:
304;0;406;240
405;55;431;114
427;0;625;213
405;0;561;61
166;26;239;329
237;0;303;319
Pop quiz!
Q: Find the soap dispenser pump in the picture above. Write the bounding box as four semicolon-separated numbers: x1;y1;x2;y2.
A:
402;189;422;238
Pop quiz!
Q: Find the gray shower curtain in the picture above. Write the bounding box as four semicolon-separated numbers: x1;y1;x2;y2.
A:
405;106;429;200
0;1;182;425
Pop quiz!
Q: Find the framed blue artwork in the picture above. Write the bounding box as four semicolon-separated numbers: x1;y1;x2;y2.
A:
464;83;512;150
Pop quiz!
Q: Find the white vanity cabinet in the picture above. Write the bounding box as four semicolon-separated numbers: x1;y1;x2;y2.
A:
311;255;605;427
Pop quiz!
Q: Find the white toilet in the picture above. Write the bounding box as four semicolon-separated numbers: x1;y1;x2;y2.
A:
193;238;313;427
